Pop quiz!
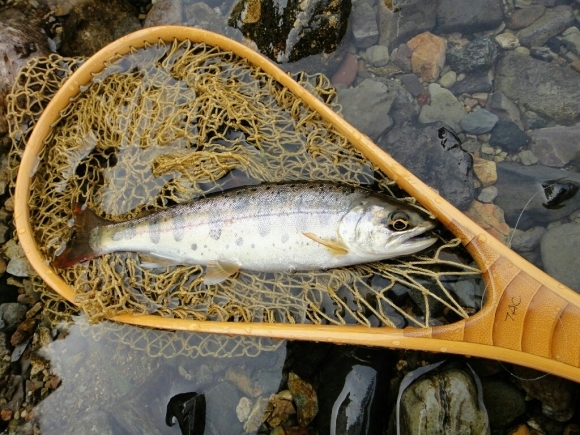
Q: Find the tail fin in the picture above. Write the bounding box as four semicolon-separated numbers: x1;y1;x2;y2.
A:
53;203;112;268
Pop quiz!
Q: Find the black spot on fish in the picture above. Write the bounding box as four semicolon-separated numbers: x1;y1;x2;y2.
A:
236;237;243;246
281;234;289;243
209;226;222;240
191;243;197;251
149;221;161;244
251;244;255;248
173;214;186;242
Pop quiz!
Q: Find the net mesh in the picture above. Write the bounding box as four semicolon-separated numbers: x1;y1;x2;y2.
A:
7;39;481;341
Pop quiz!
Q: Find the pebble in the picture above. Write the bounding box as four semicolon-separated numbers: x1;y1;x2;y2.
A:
571;60;580;72
438;70;457;88
518;150;539;166
460;109;499;134
399;74;423;97
447;35;498;73
407;32;447;83
391;43;412;73
473;157;498;187
331;53;358;86
352;2;379;48
365;45;389;67
478;185;498;203
496;33;520;50
418;83;468;132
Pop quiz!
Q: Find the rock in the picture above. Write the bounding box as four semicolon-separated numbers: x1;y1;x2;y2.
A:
473;158;498;187
366;45;390;66
264;391;295;427
530;46;559;62
487;90;524;130
419;83;468;132
205;382;244;433
466;201;511;244
60;0;139;57
506;5;546;30
481;379;526;431
377;0;437;51
571;59;580;73
446;36;498;74
562;27;580;56
494;162;580;228
184;2;227;34
0;303;27;332
372;78;420;125
144;0;183;26
514;366;578;422
379;123;476;210
407;32;446;83
229;0;351;73
438;70;457;88
243;396;269;433
516;5;574;48
352;1;378;48
0;333;11;377
399;73;423;97
391;43;412;73
524;110;551;129
529;124;580;168
478;185;498;203
449;73;493;94
511;226;546;251
0;9;51;135
288;372;318;427
337;79;394;140
436;0;504;33
316;346;389;435
460;110;499;134
518;149;539;165
489;120;529;152
398;367;489;435
541;222;580;292
331;53;358;86
495;33;520;50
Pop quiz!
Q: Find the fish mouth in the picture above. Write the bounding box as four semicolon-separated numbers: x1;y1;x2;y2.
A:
400;221;438;252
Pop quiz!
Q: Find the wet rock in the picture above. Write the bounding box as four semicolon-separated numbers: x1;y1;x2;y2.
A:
351;1;378;48
419;83;468;132
60;0;139;57
372;78;420;125
436;0;503;33
518;149;539;165
0;333;10;377
506;5;546;30
331;53;358;86
10;319;36;346
0;9;51;135
495;33;520;50
530;46;559;62
494;162;580;228
478;185;498;203
407;32;446;83
229;0;351;73
496;52;580;125
529;124;580;168
144;0;183;27
379;123;476;210
561;27;580;56
487;90;525;130
473;158;498;187
288;372;317;427
466;201;511;243
399;73;423;97
376;0;437;51
541;222;580;291
391;43;412;73
511;225;546;251
398;367;489;435
243;396;269;433
489;120;529;152
263;391;295;427
337;79;394;140
481;379;526;431
516;5;575;48
446;36;498;74
460;110;499;135
316;346;389;435
438;70;457;88
205;382;243;433
184;2;228;34
514;366;578;422
366;45;389;67
0;303;27;333
4;240;34;278
449;73;493;94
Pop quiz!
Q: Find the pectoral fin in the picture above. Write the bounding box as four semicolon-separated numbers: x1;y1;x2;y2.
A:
204;261;240;285
302;232;349;255
139;254;183;269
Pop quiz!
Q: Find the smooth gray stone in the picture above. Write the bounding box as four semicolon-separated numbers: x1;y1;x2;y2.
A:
516;5;574;48
399;73;423;97
352;2;379;48
489;120;529;152
529;124;580;168
436;0;504;33
487;90;524;130
419;83;468;132
459;109;499;134
542;223;580;293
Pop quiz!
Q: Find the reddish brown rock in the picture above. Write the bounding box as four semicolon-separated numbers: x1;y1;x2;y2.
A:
287;372;318;427
331;53;358;86
407;32;446;82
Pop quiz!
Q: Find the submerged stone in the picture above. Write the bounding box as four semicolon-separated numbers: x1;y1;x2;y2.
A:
446;36;498;74
516;5;574;48
436;0;504;33
377;0;437;51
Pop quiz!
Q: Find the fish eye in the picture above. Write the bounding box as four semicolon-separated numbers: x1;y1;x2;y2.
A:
388;211;410;231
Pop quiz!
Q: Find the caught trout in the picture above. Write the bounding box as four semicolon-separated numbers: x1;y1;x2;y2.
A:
54;182;437;284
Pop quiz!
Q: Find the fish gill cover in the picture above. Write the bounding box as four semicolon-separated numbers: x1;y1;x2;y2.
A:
7;40;481;343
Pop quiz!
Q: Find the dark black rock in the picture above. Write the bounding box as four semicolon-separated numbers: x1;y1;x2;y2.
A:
489;120;529;152
496;53;580;125
449;74;493;95
494;162;580;229
378;123;476;210
166;392;206;435
229;0;351;73
446;36;498;74
399;73;423;97
315;346;390;435
481;379;526;431
436;0;504;33
546;36;564;53
284;341;333;379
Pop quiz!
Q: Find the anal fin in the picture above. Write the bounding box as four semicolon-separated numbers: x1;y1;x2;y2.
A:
204;261;240;285
302;232;349;255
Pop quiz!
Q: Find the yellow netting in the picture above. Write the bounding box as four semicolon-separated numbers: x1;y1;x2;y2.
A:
7;40;481;339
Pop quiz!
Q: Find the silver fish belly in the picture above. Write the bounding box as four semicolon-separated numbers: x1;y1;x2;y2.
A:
54;182;437;284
